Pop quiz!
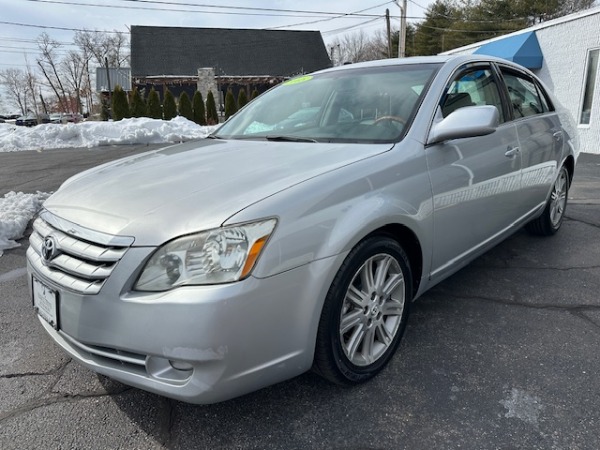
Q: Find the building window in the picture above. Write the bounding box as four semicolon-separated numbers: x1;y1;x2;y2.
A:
580;48;599;126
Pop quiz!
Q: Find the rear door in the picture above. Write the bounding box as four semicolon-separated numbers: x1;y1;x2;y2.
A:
496;65;564;216
426;63;522;281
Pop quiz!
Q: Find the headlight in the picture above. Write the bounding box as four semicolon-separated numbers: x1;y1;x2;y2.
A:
134;219;277;291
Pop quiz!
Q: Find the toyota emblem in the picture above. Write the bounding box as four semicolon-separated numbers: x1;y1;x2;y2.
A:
41;236;58;262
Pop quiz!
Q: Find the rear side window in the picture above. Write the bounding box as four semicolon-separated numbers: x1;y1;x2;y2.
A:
500;69;546;119
536;82;553;113
441;66;505;122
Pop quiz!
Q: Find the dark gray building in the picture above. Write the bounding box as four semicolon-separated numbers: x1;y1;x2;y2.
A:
130;26;332;105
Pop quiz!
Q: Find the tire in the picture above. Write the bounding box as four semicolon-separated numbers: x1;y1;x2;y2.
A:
526;165;569;236
313;235;412;385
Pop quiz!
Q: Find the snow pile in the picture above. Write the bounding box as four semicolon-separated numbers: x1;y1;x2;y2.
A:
0;117;219;256
0;117;218;152
0;191;51;256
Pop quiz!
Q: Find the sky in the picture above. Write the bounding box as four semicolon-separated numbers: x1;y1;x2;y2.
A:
0;0;434;69
0;0;434;113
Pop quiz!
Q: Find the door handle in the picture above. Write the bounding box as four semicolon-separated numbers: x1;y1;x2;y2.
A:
553;131;563;141
505;146;520;158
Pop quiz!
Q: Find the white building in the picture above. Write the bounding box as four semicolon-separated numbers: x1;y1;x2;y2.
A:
442;7;600;154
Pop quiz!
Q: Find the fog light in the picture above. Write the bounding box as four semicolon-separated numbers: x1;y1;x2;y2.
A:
169;360;193;371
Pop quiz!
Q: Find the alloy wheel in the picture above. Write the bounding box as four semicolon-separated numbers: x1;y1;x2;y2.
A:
550;168;568;227
339;253;405;366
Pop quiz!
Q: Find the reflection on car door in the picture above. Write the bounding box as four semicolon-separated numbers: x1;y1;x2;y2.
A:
498;66;563;217
425;64;522;283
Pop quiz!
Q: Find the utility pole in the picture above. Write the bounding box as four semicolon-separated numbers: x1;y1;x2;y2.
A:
395;0;408;58
386;9;392;58
401;0;407;57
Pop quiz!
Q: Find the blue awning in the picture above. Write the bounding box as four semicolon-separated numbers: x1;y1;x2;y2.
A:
474;31;543;69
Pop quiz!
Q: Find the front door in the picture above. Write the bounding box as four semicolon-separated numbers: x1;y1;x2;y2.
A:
426;64;522;282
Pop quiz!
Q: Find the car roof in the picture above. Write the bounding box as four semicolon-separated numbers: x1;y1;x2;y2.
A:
312;54;529;75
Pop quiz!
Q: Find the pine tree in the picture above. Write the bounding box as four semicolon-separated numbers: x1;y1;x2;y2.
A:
111;84;129;121
163;88;177;120
237;89;249;109
178;91;193;121
130;87;147;118
413;0;459;55
224;88;237;120
206;90;219;125
192;90;206;125
251;89;260;100
147;87;162;119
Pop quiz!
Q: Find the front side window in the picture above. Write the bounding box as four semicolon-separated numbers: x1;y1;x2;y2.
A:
500;69;545;119
441;66;505;123
214;64;440;143
580;48;599;125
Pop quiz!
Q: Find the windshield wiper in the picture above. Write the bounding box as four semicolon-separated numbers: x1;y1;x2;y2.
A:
265;135;318;143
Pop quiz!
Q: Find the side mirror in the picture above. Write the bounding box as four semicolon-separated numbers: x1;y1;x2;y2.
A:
427;105;499;145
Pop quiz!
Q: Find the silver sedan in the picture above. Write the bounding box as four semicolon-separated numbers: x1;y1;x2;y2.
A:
27;55;577;404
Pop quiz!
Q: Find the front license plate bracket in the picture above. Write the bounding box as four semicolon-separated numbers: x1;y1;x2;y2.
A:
33;278;59;330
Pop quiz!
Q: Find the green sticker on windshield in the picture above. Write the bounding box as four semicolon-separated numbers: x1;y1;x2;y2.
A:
283;75;313;86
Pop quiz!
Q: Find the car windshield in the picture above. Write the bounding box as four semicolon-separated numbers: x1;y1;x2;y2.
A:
214;63;440;143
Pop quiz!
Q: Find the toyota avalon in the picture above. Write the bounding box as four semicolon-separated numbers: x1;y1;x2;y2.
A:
27;55;577;404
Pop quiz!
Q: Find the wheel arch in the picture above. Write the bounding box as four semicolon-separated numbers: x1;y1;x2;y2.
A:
363;223;423;298
563;154;575;187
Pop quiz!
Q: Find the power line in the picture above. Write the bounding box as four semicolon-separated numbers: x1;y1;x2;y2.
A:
0;36;72;45
267;1;393;30
107;0;384;17
323;17;384;36
0;20;125;34
21;0;385;19
0;63;38;67
407;0;428;10
0;46;73;55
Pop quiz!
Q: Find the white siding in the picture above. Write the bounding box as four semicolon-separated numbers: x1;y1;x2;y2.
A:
443;8;600;154
536;13;600;154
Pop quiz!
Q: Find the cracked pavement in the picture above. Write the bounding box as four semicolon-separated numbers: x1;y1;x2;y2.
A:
1;148;599;449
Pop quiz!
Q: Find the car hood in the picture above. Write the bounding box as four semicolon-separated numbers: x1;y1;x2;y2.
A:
44;138;392;245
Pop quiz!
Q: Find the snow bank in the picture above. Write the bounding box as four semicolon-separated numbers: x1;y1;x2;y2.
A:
0;191;51;256
0;117;218;152
0;117;219;256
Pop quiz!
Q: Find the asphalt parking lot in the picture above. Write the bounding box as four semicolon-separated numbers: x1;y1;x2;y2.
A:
1;146;599;449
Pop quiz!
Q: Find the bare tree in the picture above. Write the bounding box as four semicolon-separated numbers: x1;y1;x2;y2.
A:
24;62;41;116
362;29;392;60
328;31;371;65
62;50;87;113
73;30;130;114
108;31;130;67
37;32;69;112
0;68;28;114
327;30;392;66
74;30;129;68
0;65;43;116
73;31;99;113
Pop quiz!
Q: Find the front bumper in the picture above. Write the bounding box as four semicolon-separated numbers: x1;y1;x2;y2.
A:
27;243;345;404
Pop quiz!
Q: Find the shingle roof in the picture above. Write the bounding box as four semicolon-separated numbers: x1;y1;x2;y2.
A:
131;26;332;78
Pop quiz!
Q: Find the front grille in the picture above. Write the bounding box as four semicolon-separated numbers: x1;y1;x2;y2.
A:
28;212;133;295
